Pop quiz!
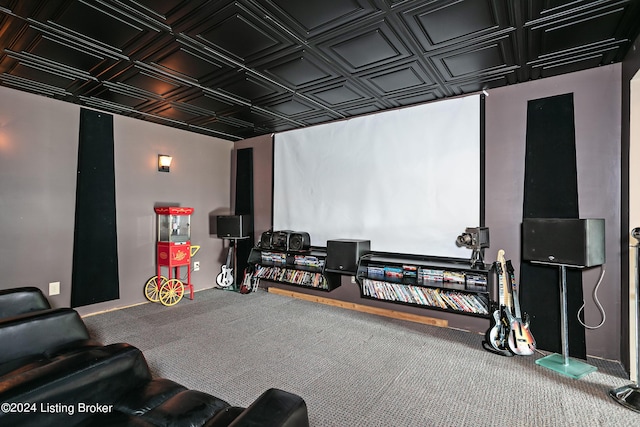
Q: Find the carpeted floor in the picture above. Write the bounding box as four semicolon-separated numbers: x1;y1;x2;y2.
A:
83;287;639;426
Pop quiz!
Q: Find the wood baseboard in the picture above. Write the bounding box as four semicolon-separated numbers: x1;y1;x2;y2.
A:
268;287;448;328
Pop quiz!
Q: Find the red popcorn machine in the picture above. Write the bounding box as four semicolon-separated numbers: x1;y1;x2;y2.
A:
144;206;199;306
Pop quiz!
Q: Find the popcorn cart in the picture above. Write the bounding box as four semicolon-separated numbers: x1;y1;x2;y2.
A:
144;206;200;306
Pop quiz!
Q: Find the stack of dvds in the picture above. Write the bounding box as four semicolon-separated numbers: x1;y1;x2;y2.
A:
253;265;328;290
360;278;488;315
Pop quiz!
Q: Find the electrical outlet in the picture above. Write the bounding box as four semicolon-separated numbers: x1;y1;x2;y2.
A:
49;281;60;296
193;261;200;271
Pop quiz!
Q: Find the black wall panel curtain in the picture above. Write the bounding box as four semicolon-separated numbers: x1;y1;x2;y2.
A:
235;148;254;276
71;109;119;307
519;93;586;359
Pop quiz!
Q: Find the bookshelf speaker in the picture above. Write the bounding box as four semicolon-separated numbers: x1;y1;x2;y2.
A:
326;239;371;273
216;215;250;239
270;231;290;251
259;230;273;249
522;218;605;267
288;232;311;252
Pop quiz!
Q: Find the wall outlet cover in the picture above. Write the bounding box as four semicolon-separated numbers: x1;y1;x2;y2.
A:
49;281;60;296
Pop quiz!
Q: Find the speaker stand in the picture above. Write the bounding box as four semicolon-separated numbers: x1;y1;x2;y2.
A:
609;242;640;412
535;264;597;379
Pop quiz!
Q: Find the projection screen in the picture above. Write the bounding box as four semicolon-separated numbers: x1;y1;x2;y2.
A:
273;94;482;258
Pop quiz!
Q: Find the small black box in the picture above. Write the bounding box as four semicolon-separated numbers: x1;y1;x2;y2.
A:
326;239;371;274
522;218;605;267
216;215;250;239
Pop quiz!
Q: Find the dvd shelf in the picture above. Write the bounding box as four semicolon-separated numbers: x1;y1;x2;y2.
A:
247;247;340;291
356;253;494;318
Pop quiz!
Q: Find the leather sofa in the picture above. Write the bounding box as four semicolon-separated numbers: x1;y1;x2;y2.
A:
0;288;309;427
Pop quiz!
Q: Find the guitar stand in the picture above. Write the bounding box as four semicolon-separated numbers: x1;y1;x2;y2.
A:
535;264;597;379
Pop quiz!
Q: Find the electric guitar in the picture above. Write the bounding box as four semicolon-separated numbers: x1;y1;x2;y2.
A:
216;241;235;288
485;251;513;356
498;250;536;356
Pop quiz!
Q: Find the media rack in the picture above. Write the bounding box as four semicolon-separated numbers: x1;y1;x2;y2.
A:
356;253;494;318
247;247;340;291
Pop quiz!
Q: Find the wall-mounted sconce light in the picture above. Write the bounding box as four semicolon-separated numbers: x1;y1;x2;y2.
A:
158;154;172;172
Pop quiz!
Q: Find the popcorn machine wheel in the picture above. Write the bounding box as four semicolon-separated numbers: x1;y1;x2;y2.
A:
144;206;200;306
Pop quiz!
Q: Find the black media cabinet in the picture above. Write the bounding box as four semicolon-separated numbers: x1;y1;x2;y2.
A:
356;253;494;318
248;247;340;291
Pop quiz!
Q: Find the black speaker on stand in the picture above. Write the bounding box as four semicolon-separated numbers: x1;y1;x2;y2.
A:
522;218;605;379
609;228;640;412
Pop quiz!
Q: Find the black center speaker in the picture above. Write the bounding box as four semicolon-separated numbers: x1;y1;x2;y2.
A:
522;218;605;267
270;230;291;251
216;215;250;239
326;239;371;274
260;230;311;252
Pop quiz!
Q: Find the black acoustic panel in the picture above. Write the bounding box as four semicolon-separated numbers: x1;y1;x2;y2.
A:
234;148;254;275
216;215;251;239
71;109;119;307
522;218;605;267
519;93;585;360
326;239;371;274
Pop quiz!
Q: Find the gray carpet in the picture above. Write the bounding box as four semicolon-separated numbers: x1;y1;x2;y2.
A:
83;288;639;426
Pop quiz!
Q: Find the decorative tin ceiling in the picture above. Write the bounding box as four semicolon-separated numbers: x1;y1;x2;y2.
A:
1;0;639;141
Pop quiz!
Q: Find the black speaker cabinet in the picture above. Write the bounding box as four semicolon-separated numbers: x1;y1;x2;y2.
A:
288;232;311;252
216;215;250;239
326;239;371;274
270;230;291;251
259;230;273;249
522;218;605;267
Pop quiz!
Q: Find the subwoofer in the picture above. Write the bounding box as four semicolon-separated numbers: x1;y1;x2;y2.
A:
522;218;605;267
288;232;311;252
216;215;250;239
326;239;371;274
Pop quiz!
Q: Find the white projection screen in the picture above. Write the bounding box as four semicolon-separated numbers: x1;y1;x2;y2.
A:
273;94;482;258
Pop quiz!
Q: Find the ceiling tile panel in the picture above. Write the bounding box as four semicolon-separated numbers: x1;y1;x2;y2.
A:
262;52;333;88
179;91;234;114
53;1;143;50
201;14;278;60
269;97;316;116
362;60;435;94
184;1;293;63
320;20;411;72
215;72;284;104
259;0;381;37
28;35;106;73
401;0;505;51
431;34;517;82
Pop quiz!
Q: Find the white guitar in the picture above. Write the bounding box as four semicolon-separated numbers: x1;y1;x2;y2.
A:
216;241;234;288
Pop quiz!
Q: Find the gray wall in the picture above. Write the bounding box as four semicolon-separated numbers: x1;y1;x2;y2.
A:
485;64;622;361
0;86;234;315
241;64;625;360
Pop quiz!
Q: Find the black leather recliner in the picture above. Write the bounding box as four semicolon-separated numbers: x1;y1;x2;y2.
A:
0;286;51;318
0;287;309;427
